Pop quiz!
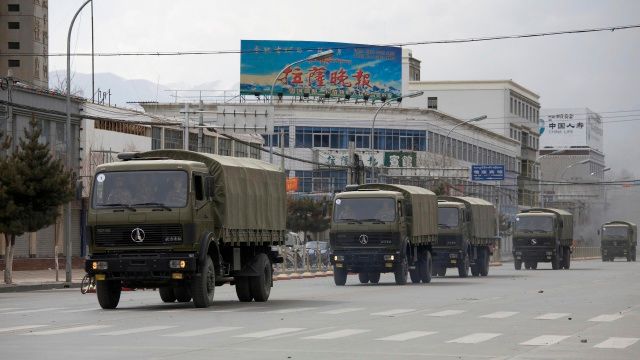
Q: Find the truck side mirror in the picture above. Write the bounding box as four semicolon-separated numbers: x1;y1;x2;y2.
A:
75;180;83;200
597;229;601;236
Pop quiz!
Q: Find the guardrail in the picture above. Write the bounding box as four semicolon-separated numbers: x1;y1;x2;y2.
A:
273;246;331;275
571;246;600;259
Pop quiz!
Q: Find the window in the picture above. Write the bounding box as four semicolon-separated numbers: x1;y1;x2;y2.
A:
249;143;260;159
8;42;19;50
262;126;290;148
427;97;438;109
218;138;231;156
164;129;183;149
8;22;20;29
510;98;514;114
188;133;198;152
151;127;162;150
202;135;215;154
8;59;20;67
8;4;19;11
234;142;248;157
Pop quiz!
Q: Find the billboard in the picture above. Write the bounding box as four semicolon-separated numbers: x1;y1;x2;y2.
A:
539;108;603;153
240;40;402;100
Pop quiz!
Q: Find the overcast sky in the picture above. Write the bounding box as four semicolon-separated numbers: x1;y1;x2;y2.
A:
49;0;640;175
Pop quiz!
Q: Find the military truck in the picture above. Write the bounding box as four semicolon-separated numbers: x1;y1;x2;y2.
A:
85;150;286;309
512;208;573;270
433;196;498;277
329;184;438;285
600;221;637;262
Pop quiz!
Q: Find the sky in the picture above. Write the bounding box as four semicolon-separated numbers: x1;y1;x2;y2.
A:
48;0;640;177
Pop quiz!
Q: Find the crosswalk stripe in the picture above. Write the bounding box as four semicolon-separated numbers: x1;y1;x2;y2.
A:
0;325;48;333
426;310;466;317
535;313;570;320
377;331;437;342
25;325;111;336
371;309;415;316
448;333;502;344
480;311;518;319
163;326;243;337
303;329;370;340
594;337;639;349
264;307;317;314
97;326;177;336
520;335;570;346
319;308;365;315
588;314;624;322
3;307;64;315
235;328;305;338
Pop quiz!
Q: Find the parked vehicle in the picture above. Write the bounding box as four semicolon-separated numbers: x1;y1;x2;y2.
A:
306;241;330;266
600;221;637;262
85;150;286;309
329;184;438;285
434;196;498;277
512;208;573;270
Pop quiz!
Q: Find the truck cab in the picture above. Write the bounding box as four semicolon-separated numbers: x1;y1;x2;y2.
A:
600;221;637;262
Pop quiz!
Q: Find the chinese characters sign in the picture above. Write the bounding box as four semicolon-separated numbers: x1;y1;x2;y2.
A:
471;165;505;181
383;152;417;168
540;109;603;152
240;40;401;100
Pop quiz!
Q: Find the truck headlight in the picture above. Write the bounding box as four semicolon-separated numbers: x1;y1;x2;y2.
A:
169;260;187;269
384;255;395;261
333;255;344;261
92;261;108;270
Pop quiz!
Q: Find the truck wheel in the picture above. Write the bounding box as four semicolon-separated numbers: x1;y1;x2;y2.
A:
235;276;253;302
480;248;489;276
601;256;606;262
191;256;215;308
551;247;560;270
333;265;347;286
627;255;632;262
458;252;469;278
531;262;538;270
420;251;432;283
514;260;522;270
173;286;192;302
524;262;531;270
633;251;636;262
97;280;121;310
249;253;272;302
437;266;447;277
358;272;370;284
394;256;408;285
409;267;421;284
369;272;381;284
159;286;176;303
562;246;571;269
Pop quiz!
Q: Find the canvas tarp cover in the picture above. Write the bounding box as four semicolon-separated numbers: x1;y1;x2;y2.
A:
141;150;286;232
358;184;438;238
439;196;496;240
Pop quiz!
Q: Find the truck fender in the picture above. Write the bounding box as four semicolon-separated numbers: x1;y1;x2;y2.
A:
197;232;220;273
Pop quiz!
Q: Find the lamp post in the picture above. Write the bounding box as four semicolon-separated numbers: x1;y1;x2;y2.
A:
550;159;589;206
441;115;486;177
590;167;610;177
65;0;93;286
369;91;424;182
537;149;567;207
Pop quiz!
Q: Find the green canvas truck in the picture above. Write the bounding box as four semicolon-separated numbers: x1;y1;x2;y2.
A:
85;150;286;309
600;221;637;262
434;196;498;277
512;208;573;270
329;184;438;285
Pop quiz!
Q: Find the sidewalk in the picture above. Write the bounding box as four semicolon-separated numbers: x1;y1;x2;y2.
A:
0;268;84;293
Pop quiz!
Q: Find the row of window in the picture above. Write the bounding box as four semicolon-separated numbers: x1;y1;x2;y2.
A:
509;127;539;150
151;127;260;159
427;132;517;172
296;170;348;193
294;127;427;151
510;96;539;123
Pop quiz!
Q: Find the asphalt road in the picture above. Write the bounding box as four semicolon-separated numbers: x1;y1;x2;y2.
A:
1;259;639;360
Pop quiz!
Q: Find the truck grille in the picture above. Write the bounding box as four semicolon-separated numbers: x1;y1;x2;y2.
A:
94;224;183;247
514;237;553;247
334;232;395;247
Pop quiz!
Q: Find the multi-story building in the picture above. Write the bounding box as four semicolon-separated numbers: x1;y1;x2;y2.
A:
0;0;48;89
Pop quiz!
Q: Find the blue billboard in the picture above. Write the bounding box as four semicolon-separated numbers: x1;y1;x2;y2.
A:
240;40;402;100
471;165;505;181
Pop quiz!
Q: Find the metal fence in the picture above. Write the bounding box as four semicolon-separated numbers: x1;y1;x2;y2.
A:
273;245;331;274
571;246;601;259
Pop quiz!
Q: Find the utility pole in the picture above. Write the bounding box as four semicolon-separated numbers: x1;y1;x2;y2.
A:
183;103;189;150
198;98;203;152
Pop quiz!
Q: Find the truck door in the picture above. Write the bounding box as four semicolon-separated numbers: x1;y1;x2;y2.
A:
193;173;211;229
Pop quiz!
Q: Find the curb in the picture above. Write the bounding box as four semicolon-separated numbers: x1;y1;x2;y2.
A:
0;282;81;293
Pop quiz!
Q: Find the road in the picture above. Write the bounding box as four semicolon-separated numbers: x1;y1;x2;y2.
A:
0;259;638;360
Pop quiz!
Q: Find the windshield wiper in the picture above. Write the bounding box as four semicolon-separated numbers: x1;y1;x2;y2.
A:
131;202;172;211
438;224;451;228
100;203;137;212
339;218;362;224
361;218;387;224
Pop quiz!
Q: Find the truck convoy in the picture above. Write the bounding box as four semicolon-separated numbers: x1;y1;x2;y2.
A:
85;150;286;309
329;184;438;285
600;221;637;262
512;208;573;270
434;196;498;277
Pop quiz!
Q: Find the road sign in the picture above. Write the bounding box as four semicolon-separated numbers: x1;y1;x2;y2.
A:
471;165;505;181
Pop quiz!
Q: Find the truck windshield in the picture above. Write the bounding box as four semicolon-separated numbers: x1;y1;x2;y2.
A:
333;197;396;222
438;207;459;228
515;216;553;233
602;227;629;238
92;170;189;209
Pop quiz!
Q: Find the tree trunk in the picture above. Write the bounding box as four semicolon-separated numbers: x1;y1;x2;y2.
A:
4;234;15;284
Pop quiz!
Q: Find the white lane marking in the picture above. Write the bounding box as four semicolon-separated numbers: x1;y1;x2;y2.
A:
377;331;437;342
594;337;639;349
97;325;177;336
303;329;370;340
0;325;48;333
520;335;570;346
0;308;22;312
235;328;305;338
535;313;571;320
61;308;99;313
163;326;243;337
3;307;64;315
265;307;317;314
426;310;466;317
480;311;519;319
371;309;416;316
448;332;502;344
25;325;111;336
588;314;624;322
319;307;365;315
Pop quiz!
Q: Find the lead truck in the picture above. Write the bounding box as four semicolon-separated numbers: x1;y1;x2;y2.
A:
85;150;286;309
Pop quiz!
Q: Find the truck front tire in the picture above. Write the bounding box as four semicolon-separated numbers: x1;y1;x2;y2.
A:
458;251;470;278
358;272;370;284
562;246;571;269
333;265;347;286
191;256;215;308
97;280;121;309
159;286;176;303
369;272;381;284
249;254;272;302
174;286;192;303
514;260;522;270
394;256;408;285
420;251;432;283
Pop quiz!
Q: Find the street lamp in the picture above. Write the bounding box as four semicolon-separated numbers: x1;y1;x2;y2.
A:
590;167;610;177
560;159;590;180
369;90;424;182
441;115;487;177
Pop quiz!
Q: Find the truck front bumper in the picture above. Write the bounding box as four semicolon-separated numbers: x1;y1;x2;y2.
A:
85;252;198;283
432;247;464;268
330;250;400;273
513;248;556;262
601;247;629;257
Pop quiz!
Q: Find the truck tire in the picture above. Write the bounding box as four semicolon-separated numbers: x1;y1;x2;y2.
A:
358;272;370;284
97;280;121;310
551;247;561;270
627;255;632;262
333;265;347;286
458;252;469;278
173;286;192;303
633;251;636;262
394;256;408;285
369;272;381;284
159;286;176;303
235;277;252;302
191;256;215;308
420;251;432;283
531;261;538;270
524;262;531;270
480;248;489;276
514;260;522;270
562;246;571;269
409;267;421;284
249;253;272;302
438;266;447;277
